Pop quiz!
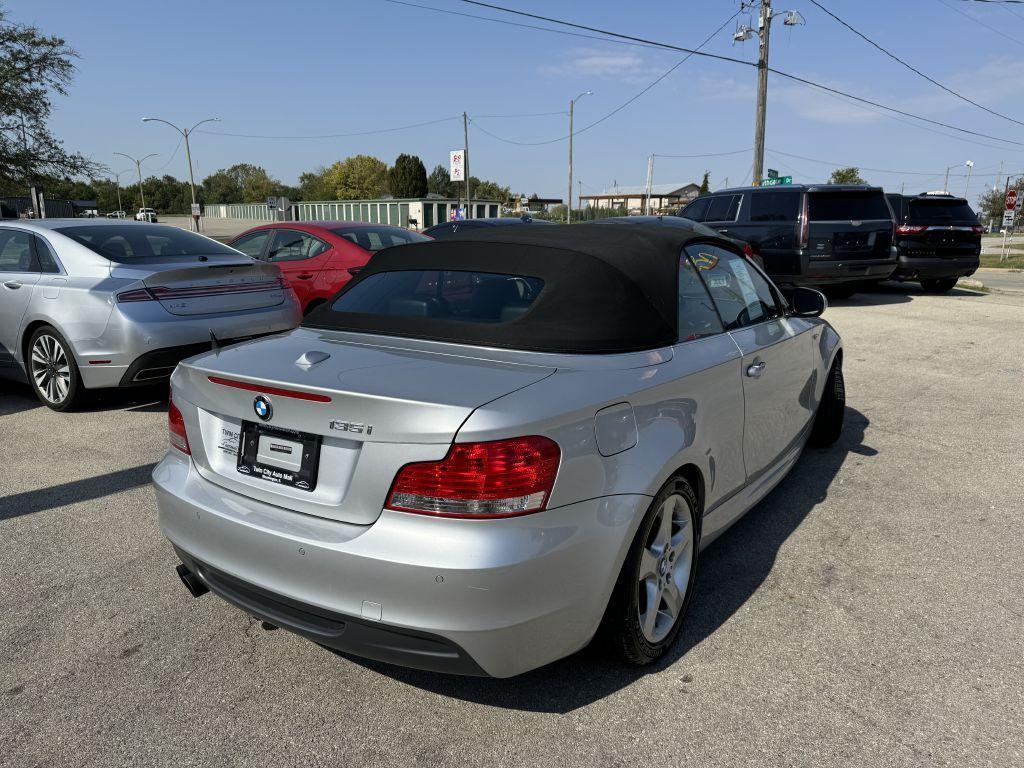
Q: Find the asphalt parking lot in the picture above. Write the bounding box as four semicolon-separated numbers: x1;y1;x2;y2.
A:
2;282;1023;768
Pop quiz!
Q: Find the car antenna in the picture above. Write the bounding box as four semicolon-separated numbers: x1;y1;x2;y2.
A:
209;329;221;350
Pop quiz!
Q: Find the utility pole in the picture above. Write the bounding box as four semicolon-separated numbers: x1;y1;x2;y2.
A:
644;154;655;215
752;0;772;185
143;116;220;230
462;112;471;219
567;90;592;224
114;152;158;211
114;172;123;213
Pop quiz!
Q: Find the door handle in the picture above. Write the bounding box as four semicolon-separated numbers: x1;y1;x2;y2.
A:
746;360;767;378
3;280;22;289
718;229;730;234
296;273;314;280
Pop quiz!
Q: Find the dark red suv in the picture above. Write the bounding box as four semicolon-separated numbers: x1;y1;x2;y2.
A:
229;222;430;314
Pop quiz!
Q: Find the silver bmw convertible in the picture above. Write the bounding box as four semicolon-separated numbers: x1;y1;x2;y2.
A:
153;220;844;677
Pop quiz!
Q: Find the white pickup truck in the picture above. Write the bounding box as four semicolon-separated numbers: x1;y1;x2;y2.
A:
135;207;157;222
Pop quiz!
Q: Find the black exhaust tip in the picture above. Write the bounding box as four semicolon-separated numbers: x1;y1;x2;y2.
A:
176;563;209;598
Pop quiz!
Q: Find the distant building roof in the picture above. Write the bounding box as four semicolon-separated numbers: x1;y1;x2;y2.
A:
581;183;699;199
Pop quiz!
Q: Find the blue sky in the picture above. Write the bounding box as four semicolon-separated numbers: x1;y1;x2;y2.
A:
13;0;1024;204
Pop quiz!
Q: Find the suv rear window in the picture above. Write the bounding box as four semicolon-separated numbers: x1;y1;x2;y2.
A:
56;225;238;261
808;191;890;221
907;199;977;223
327;270;543;323
331;226;429;252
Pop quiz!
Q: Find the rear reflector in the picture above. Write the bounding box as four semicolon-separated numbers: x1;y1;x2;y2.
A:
387;436;560;518
168;397;191;455
207;375;333;403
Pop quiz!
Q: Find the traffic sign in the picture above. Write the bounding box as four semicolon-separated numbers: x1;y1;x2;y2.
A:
1003;209;1015;228
190;203;201;217
266;196;278;210
1006;189;1018;210
761;176;792;187
767;168;779;179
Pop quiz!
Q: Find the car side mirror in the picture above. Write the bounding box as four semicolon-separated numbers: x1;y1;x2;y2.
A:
791;286;827;317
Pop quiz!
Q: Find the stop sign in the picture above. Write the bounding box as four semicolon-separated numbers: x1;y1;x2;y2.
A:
1006;190;1018;210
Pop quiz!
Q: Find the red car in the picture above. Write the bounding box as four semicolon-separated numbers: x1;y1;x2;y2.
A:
228;221;430;315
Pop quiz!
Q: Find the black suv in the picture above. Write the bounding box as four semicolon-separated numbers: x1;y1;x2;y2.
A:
885;192;982;293
678;184;897;291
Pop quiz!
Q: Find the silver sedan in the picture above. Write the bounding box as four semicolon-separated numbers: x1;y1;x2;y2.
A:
0;220;301;410
153;221;844;677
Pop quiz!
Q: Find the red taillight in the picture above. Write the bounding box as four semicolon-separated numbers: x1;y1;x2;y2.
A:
117;288;155;302
798;194;809;250
168;398;191;455
971;225;984;234
896;224;928;235
386;436;560;518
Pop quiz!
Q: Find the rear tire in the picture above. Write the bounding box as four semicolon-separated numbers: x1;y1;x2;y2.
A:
600;476;700;665
27;325;82;412
809;359;845;447
920;277;958;294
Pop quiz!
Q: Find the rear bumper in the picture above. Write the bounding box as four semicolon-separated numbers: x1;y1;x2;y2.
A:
116;334;274;387
152;451;646;677
764;249;897;287
892;253;980;281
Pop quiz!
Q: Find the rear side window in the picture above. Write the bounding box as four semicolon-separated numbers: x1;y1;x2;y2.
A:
269;230;329;262
808;191;890;221
32;235;61;273
231;230;271;259
0;229;36;272
686;244;780;329
332;226;430;252
704;194;742;222
330;270;544;323
907;199;977;223
679;197;710;222
749;189;801;222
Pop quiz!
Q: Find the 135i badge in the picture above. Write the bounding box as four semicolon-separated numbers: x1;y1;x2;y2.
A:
330;420;373;435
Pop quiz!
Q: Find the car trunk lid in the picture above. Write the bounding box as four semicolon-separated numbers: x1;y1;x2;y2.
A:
111;256;287;315
172;329;556;524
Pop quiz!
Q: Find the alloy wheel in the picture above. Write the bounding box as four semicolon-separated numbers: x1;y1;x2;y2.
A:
637;493;695;644
31;334;72;405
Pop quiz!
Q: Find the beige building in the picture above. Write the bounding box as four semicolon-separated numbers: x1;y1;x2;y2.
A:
580;183;700;214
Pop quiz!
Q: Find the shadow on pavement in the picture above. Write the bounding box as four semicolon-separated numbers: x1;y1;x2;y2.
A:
341;407;873;713
0;463;158;521
0;380;40;417
0;379;168;416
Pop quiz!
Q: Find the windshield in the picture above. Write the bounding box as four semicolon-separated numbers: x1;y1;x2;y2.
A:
56;225;240;261
330;226;430;252
907;199;977;223
808;191;891;221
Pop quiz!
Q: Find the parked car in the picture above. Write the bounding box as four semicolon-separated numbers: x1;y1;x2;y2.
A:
228;221;430;315
106;211;127;219
0;220;300;411
678;184;897;293
154;222;844;678
884;192;982;293
589;214;766;268
423;215;556;239
135;208;157;222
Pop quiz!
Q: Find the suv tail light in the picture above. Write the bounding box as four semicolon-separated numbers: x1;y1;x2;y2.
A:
797;193;810;250
386;436;560;518
168;397;191;455
117;287;156;302
896;224;928;235
971;225;984;234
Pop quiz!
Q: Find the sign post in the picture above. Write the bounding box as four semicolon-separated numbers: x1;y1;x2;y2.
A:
1003;190;1020;261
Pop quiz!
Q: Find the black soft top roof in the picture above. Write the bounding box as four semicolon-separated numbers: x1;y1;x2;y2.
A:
304;220;721;354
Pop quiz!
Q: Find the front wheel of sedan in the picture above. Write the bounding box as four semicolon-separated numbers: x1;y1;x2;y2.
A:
27;326;82;411
601;476;700;665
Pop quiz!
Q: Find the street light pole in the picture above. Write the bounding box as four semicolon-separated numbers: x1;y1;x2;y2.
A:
143;116;220;229
567;90;592;224
114;172;123;213
965;160;974;199
752;0;772;186
114;152;158;211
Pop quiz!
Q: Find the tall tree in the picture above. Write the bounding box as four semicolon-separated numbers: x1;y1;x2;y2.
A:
0;6;101;194
323;155;389;199
698;171;710;196
387;154;428;198
829;167;866;185
474;180;511;203
427;164;453;197
202;163;282;204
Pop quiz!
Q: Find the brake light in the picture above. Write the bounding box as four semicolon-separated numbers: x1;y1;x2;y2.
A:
386;436;560;518
798;194;809;249
971;225;984;234
116;288;155;302
168;397;191;455
896;224;928;235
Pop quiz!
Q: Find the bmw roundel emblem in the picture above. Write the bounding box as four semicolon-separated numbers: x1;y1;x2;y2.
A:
253;395;273;421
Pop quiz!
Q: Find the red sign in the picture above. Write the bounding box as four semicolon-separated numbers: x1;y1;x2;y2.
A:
1006;190;1018;210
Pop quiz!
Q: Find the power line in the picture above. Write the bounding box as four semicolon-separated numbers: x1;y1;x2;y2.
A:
196;115;460;140
808;0;1024;128
654;148;753;159
937;0;1024;46
450;0;1024;148
767;148;993;176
